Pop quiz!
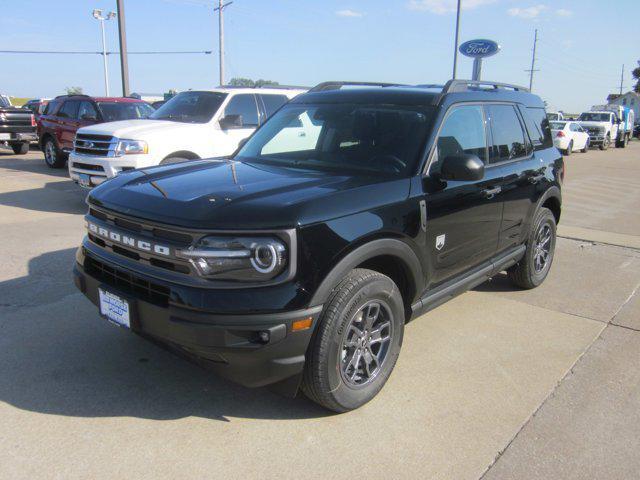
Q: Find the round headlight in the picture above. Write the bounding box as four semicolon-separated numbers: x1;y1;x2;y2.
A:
251;244;278;273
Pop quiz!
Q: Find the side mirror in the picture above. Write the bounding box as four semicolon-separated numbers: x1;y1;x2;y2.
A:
219;114;243;129
440;154;485;182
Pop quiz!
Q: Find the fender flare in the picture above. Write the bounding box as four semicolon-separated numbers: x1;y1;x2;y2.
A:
309;238;424;307
535;185;562;219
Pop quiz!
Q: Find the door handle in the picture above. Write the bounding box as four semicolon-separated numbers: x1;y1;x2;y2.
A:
529;174;545;184
481;186;502;198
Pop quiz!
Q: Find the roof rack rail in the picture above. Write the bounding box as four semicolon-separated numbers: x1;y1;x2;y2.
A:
442;79;530;94
218;84;309;90
54;93;92;99
308;81;406;93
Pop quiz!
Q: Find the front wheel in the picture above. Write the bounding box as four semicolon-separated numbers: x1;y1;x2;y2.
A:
599;135;610;151
302;268;405;412
507;207;556;289
11;142;29;155
43;137;66;168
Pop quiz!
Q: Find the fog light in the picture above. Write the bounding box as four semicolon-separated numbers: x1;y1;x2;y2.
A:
258;331;270;343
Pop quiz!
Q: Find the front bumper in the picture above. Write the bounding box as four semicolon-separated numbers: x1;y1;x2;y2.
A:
73;247;322;389
68;152;154;188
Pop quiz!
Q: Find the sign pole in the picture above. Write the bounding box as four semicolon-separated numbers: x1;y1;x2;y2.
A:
472;58;482;81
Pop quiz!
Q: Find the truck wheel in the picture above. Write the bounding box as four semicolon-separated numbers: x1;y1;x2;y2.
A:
302;268;404;412
599;135;610;151
564;141;572;156
507;207;556;289
43;137;66;168
11;142;29;155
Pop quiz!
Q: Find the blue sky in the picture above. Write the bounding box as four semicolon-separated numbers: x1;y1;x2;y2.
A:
1;0;638;112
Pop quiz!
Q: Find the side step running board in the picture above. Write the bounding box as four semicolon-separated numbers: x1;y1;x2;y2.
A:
410;245;526;320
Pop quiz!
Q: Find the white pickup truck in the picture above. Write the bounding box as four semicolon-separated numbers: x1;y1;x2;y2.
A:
68;87;305;188
577;110;619;150
590;104;635;148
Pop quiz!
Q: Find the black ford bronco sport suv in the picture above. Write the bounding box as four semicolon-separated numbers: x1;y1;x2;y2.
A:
74;80;563;412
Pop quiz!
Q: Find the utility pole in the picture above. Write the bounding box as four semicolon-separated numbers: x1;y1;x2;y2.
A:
452;0;461;79
214;0;233;86
525;29;539;91
116;0;130;97
92;9;116;96
619;64;624;95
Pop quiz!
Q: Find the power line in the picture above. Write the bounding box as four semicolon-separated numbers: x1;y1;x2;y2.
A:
0;50;212;55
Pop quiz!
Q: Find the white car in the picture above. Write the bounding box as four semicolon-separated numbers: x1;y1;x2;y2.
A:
549;120;590;155
68;87;306;188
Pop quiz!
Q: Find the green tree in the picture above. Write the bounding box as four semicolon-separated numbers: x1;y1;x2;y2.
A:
65;86;84;95
632;63;640;94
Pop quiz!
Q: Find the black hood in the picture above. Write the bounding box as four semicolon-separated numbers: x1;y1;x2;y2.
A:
88;159;410;229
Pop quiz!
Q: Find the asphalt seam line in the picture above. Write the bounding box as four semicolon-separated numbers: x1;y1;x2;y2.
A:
557;235;640;252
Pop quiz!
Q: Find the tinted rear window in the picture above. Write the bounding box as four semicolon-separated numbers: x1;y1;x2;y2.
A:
522;107;553;150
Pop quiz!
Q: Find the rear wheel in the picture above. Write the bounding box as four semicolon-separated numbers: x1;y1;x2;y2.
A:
43;137;66;168
581;138;589;153
160;156;191;165
564;141;573;156
302;268;404;412
507;207;556;289
11;142;29;155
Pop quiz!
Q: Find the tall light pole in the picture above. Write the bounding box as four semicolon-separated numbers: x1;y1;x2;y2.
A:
452;0;462;79
92;9;116;96
214;1;233;86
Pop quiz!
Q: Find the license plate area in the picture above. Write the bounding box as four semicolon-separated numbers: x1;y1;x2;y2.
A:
78;173;92;188
99;288;131;328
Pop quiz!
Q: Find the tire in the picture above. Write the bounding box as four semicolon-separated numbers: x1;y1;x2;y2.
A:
11;142;29;155
507;207;556;290
599;135;610;151
42;137;66;168
302;268;405;412
160;156;190;165
581;139;589;153
565;141;572;156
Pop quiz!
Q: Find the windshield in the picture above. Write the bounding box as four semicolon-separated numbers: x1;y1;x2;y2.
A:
149;91;227;123
550;121;566;130
98;102;155;121
579;112;611;122
236;103;433;176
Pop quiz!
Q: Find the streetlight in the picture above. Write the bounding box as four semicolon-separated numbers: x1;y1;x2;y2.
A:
92;9;116;96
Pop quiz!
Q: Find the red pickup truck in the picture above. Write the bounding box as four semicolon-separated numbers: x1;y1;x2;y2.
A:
37;94;154;168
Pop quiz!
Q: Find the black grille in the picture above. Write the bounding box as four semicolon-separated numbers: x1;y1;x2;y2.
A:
72;162;104;172
85;256;170;306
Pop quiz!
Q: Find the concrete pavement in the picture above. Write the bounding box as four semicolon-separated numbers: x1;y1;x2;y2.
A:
0;143;639;479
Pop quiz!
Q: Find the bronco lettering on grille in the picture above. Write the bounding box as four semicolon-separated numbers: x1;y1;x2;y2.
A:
87;222;171;256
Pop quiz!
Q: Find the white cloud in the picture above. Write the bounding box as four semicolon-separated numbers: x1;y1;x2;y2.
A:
336;9;364;18
556;8;573;17
507;4;548;19
408;0;496;15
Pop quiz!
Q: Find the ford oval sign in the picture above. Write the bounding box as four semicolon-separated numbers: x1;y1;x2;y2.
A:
459;39;500;58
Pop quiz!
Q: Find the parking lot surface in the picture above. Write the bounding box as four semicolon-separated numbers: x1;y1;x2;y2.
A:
1;143;639;479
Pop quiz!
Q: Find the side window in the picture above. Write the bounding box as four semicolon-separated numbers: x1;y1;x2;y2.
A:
43;100;59;115
223;94;259;127
78;101;98;120
260;94;289;119
522;107;552;150
488;104;527;162
433;104;487;172
58;100;79;119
